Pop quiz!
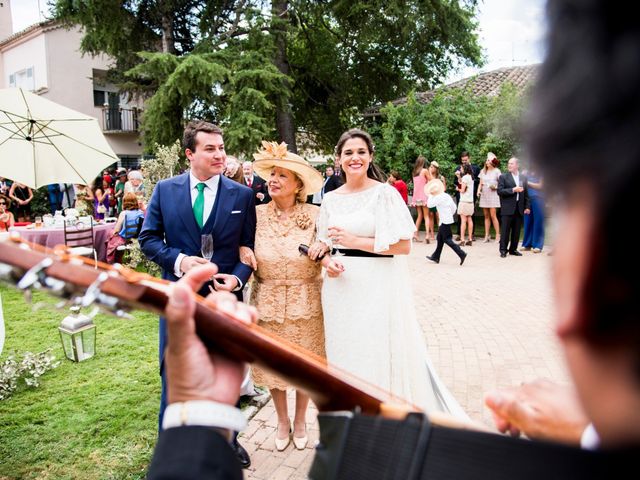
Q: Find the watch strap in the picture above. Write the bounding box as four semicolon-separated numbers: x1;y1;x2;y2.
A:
162;400;247;432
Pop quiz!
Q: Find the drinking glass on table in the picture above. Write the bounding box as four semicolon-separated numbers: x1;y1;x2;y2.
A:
201;234;214;261
34;216;43;228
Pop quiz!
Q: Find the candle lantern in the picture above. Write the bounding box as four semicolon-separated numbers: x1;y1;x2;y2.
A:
58;306;96;362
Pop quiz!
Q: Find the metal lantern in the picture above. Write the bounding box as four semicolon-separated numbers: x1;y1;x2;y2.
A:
58;306;96;362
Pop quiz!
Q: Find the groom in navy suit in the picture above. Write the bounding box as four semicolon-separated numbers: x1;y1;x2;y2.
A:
139;120;256;467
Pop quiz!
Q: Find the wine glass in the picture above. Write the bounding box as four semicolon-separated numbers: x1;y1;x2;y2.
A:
201;234;214;261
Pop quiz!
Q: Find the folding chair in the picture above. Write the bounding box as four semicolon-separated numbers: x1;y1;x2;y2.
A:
115;215;144;263
63;218;97;265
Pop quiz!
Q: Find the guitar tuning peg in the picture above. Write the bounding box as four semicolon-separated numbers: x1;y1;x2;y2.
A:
113;310;133;320
81;272;109;307
17;258;53;290
55;300;70;310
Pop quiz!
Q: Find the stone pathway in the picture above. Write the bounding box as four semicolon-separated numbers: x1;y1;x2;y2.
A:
242;237;567;479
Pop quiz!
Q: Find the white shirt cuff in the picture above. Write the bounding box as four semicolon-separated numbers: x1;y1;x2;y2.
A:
174;253;186;278
162;400;247;432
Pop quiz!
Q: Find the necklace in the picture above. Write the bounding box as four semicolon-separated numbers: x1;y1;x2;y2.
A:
269;202;300;237
273;202;297;219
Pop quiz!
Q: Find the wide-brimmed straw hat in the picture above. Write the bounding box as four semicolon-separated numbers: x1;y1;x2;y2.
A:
424;179;445;196
252;141;323;194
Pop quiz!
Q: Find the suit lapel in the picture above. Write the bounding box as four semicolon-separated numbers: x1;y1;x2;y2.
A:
212;175;238;235
174;173;201;247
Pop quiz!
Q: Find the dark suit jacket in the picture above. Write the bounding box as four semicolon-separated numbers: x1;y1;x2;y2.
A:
147;426;242;480
323;174;343;194
139;173;256;367
498;172;530;215
246;174;270;204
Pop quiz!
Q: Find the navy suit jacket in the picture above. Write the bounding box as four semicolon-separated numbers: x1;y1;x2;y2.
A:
139;173;256;367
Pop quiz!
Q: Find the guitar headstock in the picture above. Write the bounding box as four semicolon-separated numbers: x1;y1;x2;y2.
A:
0;237;167;318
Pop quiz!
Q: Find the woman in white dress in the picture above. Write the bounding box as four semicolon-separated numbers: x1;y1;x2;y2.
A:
309;128;467;417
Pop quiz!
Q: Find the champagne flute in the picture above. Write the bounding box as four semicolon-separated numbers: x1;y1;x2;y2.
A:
201;234;214;261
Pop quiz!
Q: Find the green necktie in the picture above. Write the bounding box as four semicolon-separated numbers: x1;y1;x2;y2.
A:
193;182;206;229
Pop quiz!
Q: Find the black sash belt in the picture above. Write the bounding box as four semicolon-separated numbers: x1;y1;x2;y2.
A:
331;249;393;258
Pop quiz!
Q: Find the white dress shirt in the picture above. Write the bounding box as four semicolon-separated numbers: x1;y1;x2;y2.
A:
173;173;220;277
427;192;457;225
512;172;521;201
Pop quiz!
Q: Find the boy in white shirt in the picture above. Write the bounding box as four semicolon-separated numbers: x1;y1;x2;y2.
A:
425;179;467;265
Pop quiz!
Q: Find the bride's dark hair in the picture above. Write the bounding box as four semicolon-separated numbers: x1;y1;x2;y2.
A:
335;128;386;183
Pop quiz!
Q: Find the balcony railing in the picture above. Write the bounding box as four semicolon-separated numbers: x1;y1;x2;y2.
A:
101;106;141;133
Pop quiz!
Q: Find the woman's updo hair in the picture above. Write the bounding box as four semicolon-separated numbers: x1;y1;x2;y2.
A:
122;192;139;211
334;128;386;183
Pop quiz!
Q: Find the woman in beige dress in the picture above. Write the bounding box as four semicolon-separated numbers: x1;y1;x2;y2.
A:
246;142;326;451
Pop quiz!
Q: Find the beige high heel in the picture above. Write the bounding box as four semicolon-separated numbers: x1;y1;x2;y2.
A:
292;424;308;450
275;423;292;451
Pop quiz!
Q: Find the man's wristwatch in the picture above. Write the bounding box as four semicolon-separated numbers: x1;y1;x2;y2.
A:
162;400;247;433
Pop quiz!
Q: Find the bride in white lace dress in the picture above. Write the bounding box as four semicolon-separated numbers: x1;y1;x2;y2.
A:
312;129;467;417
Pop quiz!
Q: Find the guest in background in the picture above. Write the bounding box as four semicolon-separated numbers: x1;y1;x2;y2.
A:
243;161;270;205
92;178;110;221
125;170;146;211
426;161;445;243
105;192;145;263
124;170;144;196
114;169;127;213
60;183;76;210
74;184;94;217
46;183;63;214
521;172;545;253
410;155;431;242
224;156;244;184
498;157;530;258
0;195;15;231
453;151;480;240
322;165;343;195
8;182;33;222
456;163;475;246
311;165;342;205
478;153;502;242
0;177;11;196
426;179;467;265
388;170;408;204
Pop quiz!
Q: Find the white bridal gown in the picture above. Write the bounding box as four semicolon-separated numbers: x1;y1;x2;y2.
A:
318;183;467;418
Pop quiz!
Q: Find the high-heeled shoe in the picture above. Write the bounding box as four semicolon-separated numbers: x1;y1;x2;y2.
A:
292;425;308;450
275;423;292;451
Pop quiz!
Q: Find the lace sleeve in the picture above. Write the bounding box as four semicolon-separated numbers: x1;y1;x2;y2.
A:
316;197;332;248
374;184;416;252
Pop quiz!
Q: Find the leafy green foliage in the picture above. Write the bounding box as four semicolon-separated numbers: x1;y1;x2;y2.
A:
52;0;483;155
372;83;529;193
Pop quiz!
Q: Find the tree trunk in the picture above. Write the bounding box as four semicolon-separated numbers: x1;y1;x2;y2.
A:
272;0;297;153
160;8;177;54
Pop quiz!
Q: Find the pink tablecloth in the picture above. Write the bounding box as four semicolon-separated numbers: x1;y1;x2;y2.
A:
10;223;115;261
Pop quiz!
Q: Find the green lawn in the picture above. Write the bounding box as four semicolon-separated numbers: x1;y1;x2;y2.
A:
0;285;160;479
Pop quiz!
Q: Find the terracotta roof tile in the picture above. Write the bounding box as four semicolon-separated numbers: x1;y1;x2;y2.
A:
365;64;539;117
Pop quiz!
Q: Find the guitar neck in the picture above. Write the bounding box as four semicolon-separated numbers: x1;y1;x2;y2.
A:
0;239;417;417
